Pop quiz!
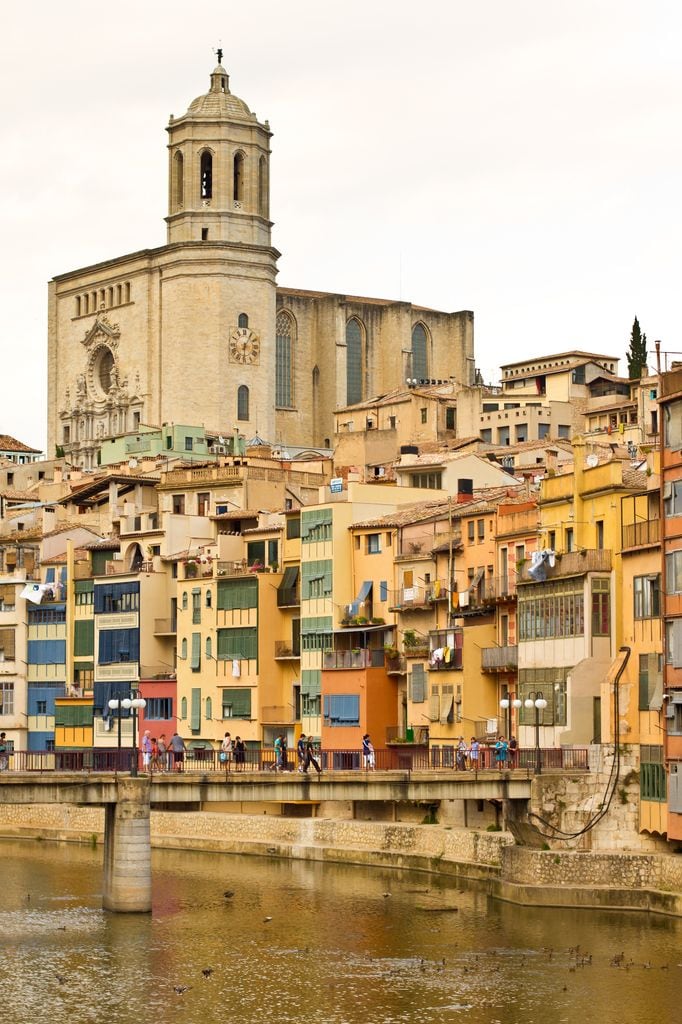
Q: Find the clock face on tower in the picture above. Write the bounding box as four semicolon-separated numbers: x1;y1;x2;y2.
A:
229;327;260;364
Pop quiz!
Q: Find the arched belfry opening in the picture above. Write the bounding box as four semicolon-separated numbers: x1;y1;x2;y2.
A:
172;151;184;210
200;151;213;200
258;156;268;217
233;152;244;203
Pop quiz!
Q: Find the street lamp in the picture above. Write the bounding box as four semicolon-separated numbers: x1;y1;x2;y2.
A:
107;695;146;775
524;691;548;775
499;692;522;740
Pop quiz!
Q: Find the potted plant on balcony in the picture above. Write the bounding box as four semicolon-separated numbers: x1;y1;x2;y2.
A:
371;616;385;625
384;644;399;659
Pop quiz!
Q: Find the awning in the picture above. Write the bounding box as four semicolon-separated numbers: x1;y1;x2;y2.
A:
278;566;299;591
468;569;485;592
333;623;390;634
440;693;454;724
357;580;373;603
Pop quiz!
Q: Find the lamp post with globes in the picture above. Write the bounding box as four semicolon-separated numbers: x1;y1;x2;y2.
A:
524;691;548;775
499;692;522;742
107;694;147;775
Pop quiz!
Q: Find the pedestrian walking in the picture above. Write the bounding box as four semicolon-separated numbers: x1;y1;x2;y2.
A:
234;736;246;770
274;734;283;771
494;735;508;771
297;733;307;772
221;731;233;769
508;735;518;768
469;736;480;771
157;733;168;772
303;735;321;775
456;736;467;771
169;732;186;772
0;732;8;771
141;730;153;772
362;734;375;770
151;737;160;772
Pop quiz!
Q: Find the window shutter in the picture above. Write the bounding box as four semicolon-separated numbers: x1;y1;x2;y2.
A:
429;693;440;722
648;652;663;710
410;664;425;703
74;619;94;657
191;633;201;671
190;688;201;730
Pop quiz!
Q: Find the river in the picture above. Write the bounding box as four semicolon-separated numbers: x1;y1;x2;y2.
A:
0;838;679;1024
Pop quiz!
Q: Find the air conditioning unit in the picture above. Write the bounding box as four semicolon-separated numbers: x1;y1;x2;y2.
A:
211;444;226;455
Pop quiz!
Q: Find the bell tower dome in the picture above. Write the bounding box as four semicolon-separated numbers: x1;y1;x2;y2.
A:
165;60;272;246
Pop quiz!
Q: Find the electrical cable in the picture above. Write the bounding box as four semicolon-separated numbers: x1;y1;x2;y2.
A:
526;646;630;841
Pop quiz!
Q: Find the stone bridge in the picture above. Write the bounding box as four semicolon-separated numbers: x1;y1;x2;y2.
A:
0;769;536;912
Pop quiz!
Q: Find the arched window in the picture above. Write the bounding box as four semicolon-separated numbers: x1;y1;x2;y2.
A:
200;151;213;199
276;311;295;407
97;348;115;395
258;155;268;217
346;318;364;406
182;592;188;610
206;590;212;608
205;696;213;720
233;152;244;202
206;635;212;658
172;150;184;210
181;638;187;659
180;696;187;719
237;385;249;421
411;323;428;381
238;313;249;328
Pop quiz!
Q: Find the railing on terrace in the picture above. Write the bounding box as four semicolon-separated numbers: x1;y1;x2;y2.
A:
388;580;450;611
496;509;541;538
154;618;177;635
621;518;661;550
105;560;154;576
216;560;272;577
322;649;386;670
386;726;430;744
260;705;297;724
274;641;300;659
481;645;518;671
0;745;590;775
518;548;612;582
385;654;407;675
277;587;300;607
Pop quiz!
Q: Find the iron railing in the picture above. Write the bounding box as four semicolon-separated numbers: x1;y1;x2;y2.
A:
0;745;589;775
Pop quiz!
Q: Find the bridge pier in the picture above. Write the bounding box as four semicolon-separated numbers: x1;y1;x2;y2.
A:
102;777;152;913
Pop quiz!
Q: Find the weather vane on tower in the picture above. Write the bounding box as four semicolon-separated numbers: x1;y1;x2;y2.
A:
215;44;223;64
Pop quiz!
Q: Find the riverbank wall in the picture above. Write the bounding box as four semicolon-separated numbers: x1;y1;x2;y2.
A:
2;803;682;916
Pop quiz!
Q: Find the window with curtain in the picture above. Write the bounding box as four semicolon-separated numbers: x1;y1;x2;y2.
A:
346;318;364;406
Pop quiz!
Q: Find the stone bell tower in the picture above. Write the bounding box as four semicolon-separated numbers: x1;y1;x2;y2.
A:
165;59;273;248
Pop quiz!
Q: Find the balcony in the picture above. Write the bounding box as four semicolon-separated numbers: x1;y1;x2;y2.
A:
104;560;154;576
216;560;271;578
322;649;385;670
622;519;661;551
385;653;407;675
388;580;449;612
154;618;177;636
274;641;300;660
496;508;540;538
386;725;429;745
481;645;518;671
519;548;612;582
260;705;296;725
277;587;300;608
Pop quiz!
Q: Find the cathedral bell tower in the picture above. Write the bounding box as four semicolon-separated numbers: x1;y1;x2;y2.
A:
165;60;272;246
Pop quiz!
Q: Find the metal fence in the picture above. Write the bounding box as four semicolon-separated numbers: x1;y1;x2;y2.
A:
0;746;589;775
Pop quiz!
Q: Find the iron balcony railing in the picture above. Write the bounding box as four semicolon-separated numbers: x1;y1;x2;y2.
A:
388;580;450;611
277;587;300;608
322;649;386;670
274;641;300;660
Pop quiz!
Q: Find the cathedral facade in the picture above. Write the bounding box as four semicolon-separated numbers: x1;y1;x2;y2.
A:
47;61;474;468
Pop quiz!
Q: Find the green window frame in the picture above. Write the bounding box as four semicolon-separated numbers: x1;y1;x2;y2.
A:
641;762;666;801
74;619;94;657
191;632;201;671
221;687;252;718
591;578;610;637
301;560;332;600
192;589;201;624
190;688;201;730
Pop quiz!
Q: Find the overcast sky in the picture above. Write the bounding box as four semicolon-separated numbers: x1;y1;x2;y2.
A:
2;0;681;451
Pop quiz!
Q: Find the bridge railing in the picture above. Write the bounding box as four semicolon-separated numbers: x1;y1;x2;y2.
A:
0;746;589;774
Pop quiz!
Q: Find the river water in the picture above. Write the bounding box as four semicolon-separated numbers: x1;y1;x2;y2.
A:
0;838;679;1024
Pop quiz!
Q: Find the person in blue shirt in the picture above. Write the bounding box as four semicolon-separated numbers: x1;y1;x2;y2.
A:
494;735;509;771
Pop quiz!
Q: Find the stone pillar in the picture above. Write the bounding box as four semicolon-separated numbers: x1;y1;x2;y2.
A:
102;777;152;913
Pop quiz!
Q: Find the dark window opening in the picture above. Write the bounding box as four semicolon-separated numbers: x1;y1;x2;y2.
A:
200;151;213;199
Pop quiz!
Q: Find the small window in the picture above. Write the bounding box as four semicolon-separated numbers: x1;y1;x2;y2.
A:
366;534;381;554
172;494;186;515
238;313;249;328
206;590;212;608
237;385;249;421
468;521;475;542
596;520;604;549
201;228;209;241
420;408;428;424
477;519;485;541
182;592;188;610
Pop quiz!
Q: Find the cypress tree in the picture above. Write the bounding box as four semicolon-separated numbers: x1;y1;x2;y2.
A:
626;316;648;379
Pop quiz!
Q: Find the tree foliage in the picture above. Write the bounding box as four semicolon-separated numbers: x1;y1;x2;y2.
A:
627;316;647;379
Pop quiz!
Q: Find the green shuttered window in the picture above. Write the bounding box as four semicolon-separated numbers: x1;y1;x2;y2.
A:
190;688;201;730
74;619;94;657
191;632;201;671
217;627;258;661
217;578;258;611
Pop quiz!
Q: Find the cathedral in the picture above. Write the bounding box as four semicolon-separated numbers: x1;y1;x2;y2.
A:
47;59;474;468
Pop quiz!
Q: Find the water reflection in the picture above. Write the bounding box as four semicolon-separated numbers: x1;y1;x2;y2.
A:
0;839;679;1024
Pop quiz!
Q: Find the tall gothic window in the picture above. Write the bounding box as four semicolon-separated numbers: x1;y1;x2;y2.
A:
233;152;244;202
258;156;268;217
346;318;364;406
172;150;184;210
237;385;249;421
411;323;428;381
276;311;295;407
200;151;213;199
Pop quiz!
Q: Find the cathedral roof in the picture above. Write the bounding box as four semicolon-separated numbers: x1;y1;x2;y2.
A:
184;65;257;123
